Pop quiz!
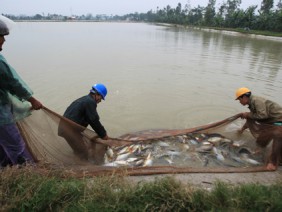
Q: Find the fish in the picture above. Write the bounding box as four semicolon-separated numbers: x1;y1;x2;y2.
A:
232;140;246;147
143;152;153;167
126;157;139;163
115;160;130;166
116;152;131;161
188;139;198;145
163;155;174;165
103;162;118;167
208;136;222;144
182;135;188;139
240;153;261;165
212;147;225;161
104;160;130;167
242;157;261;165
221;138;233;144
196;142;213;152
157;141;170;147
117;145;131;155
106;147;114;159
135;159;144;166
231;156;246;164
166;150;181;156
181;143;190;151
177;136;186;143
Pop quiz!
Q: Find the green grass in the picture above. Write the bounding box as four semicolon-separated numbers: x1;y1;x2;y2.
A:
1;166;282;211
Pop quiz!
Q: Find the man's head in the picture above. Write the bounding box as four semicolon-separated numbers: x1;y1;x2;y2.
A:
0;18;10;51
0;19;9;36
90;83;108;103
235;87;251;106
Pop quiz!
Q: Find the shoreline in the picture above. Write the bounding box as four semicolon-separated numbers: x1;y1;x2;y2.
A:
156;23;282;42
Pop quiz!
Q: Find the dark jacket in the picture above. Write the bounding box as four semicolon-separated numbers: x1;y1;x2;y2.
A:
63;94;107;138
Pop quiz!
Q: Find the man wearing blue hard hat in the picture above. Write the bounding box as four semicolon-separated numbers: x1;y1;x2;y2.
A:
59;83;109;161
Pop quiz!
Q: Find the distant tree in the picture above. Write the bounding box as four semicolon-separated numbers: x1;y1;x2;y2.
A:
224;0;242;27
260;0;274;14
204;0;216;26
244;5;258;28
85;13;93;20
276;0;282;9
189;6;205;25
226;0;242;14
34;14;43;20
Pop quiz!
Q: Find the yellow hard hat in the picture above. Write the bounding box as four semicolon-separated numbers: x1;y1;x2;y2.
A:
235;87;251;100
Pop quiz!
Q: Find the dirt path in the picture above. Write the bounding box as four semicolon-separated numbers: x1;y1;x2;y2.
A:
127;166;282;189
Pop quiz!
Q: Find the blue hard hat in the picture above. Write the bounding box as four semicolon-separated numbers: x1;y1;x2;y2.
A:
91;83;107;100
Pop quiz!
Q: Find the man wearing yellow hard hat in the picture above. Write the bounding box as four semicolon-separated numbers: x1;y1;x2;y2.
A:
235;87;282;171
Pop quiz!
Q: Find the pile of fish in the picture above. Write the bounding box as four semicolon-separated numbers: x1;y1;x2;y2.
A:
103;132;262;168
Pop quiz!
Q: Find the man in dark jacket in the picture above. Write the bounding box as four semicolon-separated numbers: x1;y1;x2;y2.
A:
58;84;109;161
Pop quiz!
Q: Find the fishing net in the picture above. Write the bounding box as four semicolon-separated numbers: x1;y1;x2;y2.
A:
16;107;281;177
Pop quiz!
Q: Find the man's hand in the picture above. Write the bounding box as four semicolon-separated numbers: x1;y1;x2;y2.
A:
28;97;43;110
237;128;245;135
240;112;250;119
102;135;109;140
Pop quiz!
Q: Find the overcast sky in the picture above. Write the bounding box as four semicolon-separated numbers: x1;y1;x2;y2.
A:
1;0;279;16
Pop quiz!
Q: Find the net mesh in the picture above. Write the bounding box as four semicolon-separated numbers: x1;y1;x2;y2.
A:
16;107;281;176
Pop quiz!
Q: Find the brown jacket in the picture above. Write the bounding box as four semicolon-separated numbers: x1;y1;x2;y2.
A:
248;95;282;123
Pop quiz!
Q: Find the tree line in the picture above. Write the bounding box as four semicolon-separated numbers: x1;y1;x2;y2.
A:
122;0;282;32
3;0;282;32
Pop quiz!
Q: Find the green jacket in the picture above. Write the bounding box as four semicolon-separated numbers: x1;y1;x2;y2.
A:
0;54;33;125
248;95;282;123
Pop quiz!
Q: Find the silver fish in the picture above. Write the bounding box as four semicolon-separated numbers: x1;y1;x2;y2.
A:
208;136;222;144
196;142;213;152
106;147;114;159
188;139;198;145
126;157;139;163
135;159;144;166
177;136;186;143
232;140;246;147
181;143;190;151
240;153;261;165
212;147;225;161
143;152;153;167
166;150;181;156
157;141;170;147
162;155;174;164
116;152;131;161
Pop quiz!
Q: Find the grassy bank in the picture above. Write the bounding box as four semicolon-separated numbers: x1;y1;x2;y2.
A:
209;27;282;38
1;166;282;211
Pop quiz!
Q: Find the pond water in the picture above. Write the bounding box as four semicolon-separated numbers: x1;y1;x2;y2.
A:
3;22;282;137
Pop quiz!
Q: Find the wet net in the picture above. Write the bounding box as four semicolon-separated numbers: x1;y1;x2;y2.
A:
16;107;281;177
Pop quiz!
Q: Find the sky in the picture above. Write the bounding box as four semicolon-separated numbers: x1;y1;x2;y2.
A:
1;0;280;16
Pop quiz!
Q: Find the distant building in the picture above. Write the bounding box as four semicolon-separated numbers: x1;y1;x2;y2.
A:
67;16;76;20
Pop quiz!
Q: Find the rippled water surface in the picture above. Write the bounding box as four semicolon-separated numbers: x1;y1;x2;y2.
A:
4;22;282;137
